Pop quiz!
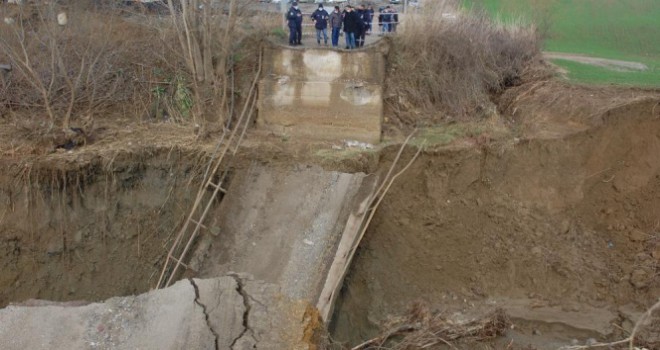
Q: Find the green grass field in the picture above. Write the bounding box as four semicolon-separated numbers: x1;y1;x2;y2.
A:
463;0;660;87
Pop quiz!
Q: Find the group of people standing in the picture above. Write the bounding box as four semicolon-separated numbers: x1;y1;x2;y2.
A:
378;5;399;34
287;2;382;50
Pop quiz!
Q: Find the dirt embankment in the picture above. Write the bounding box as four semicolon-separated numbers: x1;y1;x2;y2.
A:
332;94;660;347
0;150;211;306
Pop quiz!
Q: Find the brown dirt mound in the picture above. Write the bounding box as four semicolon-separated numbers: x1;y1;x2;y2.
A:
331;95;660;348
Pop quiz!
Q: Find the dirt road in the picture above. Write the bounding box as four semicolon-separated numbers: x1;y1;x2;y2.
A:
544;52;649;71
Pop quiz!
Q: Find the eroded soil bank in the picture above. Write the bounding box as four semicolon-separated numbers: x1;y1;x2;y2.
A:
331;98;660;348
0;151;212;306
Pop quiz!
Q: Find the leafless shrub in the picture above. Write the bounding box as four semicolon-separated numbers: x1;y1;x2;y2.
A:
0;2;174;130
0;0;270;136
386;0;543;125
158;0;273;125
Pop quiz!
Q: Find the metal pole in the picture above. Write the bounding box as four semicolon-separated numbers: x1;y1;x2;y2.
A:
404;0;408;14
281;1;287;30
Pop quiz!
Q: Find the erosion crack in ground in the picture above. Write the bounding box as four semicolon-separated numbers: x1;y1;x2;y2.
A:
188;278;220;350
228;274;253;349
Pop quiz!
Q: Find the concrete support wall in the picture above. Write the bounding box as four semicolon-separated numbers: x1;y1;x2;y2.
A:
258;45;386;144
196;163;373;304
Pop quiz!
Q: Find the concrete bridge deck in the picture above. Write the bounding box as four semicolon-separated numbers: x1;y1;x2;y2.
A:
194;163;373;304
258;42;386;144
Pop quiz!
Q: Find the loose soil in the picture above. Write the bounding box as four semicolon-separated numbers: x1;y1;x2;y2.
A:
331;86;660;348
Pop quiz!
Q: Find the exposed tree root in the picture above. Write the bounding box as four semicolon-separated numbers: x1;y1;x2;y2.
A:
352;305;510;350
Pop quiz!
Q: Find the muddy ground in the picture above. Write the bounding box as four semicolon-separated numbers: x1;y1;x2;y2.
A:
0;82;658;349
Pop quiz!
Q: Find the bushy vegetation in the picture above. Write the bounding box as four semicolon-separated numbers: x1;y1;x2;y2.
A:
0;1;269;131
386;0;542;125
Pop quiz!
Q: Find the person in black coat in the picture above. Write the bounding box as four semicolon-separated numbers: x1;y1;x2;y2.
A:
355;4;368;47
342;5;359;49
391;7;399;33
311;4;330;45
367;5;375;34
377;7;385;35
286;2;303;46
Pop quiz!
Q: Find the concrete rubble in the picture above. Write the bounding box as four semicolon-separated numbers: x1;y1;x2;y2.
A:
0;275;319;350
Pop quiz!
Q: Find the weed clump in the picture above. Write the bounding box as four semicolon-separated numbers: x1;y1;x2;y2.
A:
386;0;543;125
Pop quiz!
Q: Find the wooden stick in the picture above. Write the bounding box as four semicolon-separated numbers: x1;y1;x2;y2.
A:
351;324;419;350
159;51;263;288
629;298;660;350
316;131;422;322
558;298;660;349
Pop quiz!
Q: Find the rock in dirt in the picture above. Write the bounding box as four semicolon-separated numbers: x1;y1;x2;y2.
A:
628;229;648;242
629;269;651;289
46;238;64;255
652;246;660;261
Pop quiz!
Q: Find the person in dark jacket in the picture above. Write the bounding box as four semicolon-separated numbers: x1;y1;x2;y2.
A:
342;5;359;49
367;5;375;34
286;2;303;46
355;4;368;47
391;7;399;33
329;6;343;48
377;7;386;35
311;4;330;45
381;6;393;34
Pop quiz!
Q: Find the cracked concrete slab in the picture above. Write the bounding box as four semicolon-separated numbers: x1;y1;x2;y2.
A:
190;277;245;349
0;276;318;350
0;278;215;350
197;164;373;305
195;274;318;349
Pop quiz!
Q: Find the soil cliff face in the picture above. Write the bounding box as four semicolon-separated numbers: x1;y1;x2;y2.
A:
332;99;660;345
0;153;205;306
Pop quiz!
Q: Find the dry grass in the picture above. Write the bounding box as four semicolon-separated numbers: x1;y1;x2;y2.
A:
0;1;268;134
0;4;172;126
386;0;543;125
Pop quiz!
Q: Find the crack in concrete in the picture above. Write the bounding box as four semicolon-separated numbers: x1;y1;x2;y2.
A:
188;279;219;350
228;274;252;349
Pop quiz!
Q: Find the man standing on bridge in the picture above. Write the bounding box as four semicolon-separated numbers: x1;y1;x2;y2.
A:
311;4;330;46
342;5;359;49
356;4;368;47
329;6;343;48
287;2;303;46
